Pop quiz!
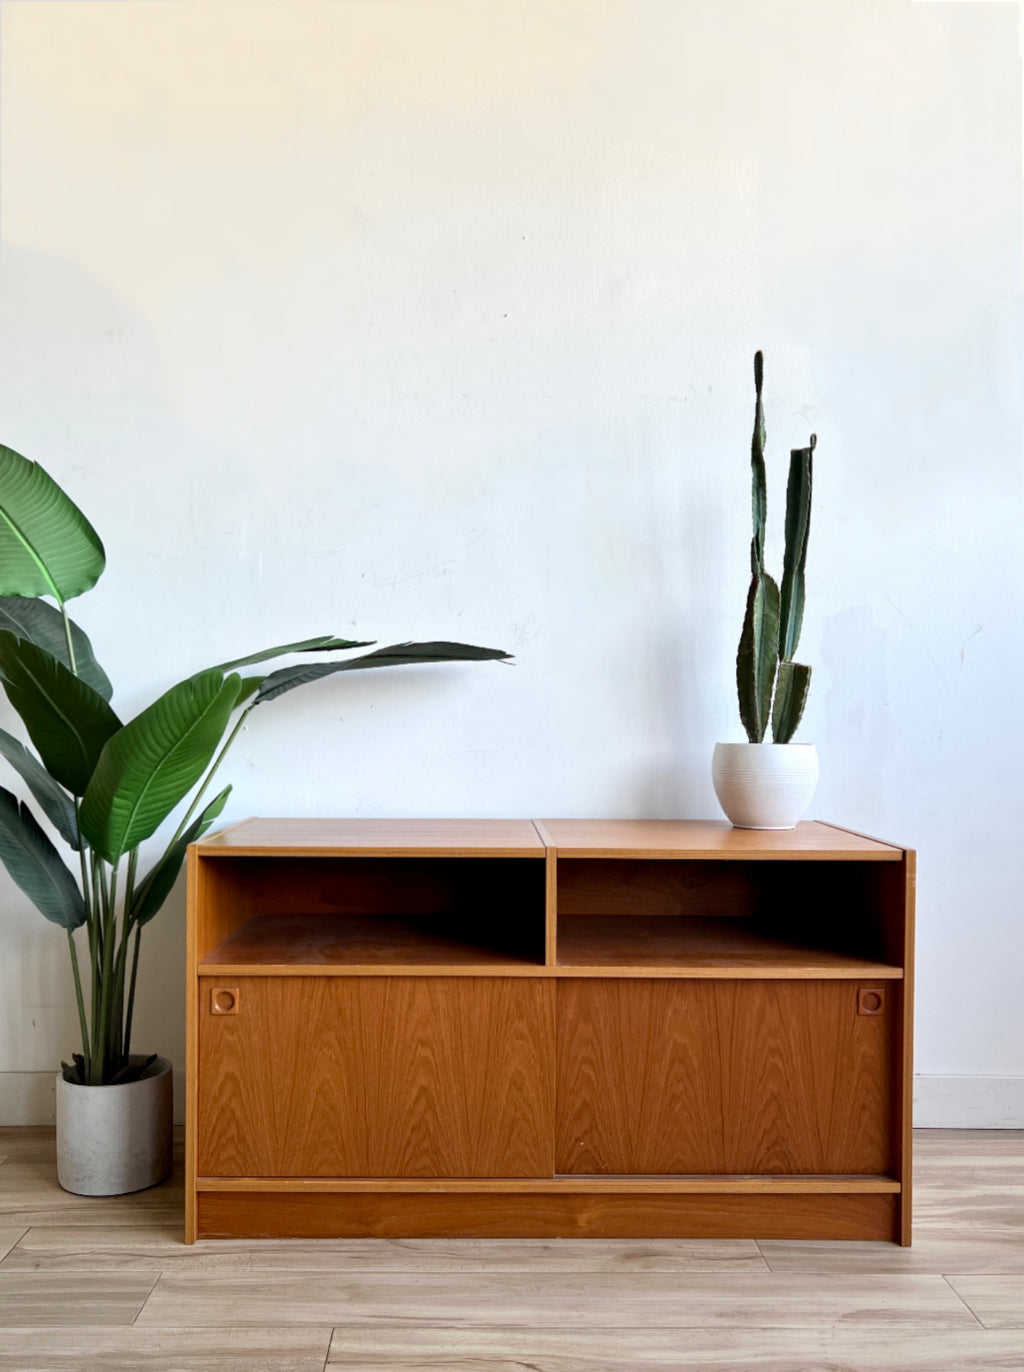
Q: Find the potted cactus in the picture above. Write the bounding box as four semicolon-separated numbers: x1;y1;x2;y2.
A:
712;351;819;828
0;443;509;1195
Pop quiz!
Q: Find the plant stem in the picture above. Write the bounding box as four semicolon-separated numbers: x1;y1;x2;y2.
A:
123;923;142;1062
108;864;119;942
123;848;138;925
88;851;103;1069
117;849;139;1056
94;859;118;1083
66;927;91;1081
59;604;78;676
168;704;254;847
110;926;128;1076
107;863;122;1076
69;795;95;1072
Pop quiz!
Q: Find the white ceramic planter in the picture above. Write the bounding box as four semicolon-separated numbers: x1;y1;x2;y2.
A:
56;1056;173;1196
712;742;819;830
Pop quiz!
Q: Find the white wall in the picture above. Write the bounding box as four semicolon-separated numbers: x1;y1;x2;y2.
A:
0;0;1020;1124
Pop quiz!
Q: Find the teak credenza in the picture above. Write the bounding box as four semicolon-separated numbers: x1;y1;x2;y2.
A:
185;818;915;1244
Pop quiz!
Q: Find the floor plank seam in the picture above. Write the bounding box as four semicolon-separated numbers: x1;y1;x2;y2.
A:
0;1228;28;1266
940;1272;988;1329
753;1241;781;1271
321;1328;335;1372
131;1272;164;1326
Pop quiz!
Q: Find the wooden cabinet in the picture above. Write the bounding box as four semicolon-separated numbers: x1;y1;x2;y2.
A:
187;818;914;1243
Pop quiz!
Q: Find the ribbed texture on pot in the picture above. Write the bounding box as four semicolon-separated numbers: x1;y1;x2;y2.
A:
712;743;819;830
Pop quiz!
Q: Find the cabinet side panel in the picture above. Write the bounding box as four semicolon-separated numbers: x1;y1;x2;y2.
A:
860;852;914;1242
556;980;893;1176
198;977;554;1178
545;849;557;966
185;848;199;1243
195;857;258;960
898;851;916;1244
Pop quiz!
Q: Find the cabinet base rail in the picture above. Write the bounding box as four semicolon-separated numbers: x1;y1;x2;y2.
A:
194;1185;903;1242
197;1174;901;1194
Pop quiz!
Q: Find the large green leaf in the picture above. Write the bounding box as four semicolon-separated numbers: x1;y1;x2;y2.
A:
0;595;113;700
214;636;375;672
80;670;242;863
235;675;265;706
0;787;84;928
0;728;79;849
771;660;812;744
736;573;779;744
129;785;231;929
0;633;122;795
750;350;767;576
779;438;815;661
0;446;105;603
256;642;512;704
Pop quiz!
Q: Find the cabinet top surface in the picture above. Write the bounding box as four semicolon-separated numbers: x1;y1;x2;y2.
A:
195;818;546;856
194;818;905;860
538;819;904;860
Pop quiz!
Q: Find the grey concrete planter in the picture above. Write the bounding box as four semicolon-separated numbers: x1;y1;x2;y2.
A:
56;1056;173;1196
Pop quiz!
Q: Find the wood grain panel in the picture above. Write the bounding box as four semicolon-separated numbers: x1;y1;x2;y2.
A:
0;1271;156;1326
198;818;544;855
542;818;903;859
198;977;553;1179
899;850;916;1245
196;1189;897;1240
320;1325;1024;1370
945;1276;1024;1329
0;1228;26;1261
556;914;902;977
197;1176;898;1195
0;1223;764;1272
556;859;770;918
200;912;543;973
0;1327;335;1371
143;1262;976;1332
556;980;893;1176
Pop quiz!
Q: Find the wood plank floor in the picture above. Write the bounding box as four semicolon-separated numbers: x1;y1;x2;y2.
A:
0;1129;1020;1370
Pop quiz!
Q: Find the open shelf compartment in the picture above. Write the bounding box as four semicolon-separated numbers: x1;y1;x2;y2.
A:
554;858;906;977
196;854;547;974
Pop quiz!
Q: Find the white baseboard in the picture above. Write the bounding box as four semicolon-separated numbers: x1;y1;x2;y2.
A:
913;1075;1024;1128
2;1071;1021;1130
0;1069;185;1126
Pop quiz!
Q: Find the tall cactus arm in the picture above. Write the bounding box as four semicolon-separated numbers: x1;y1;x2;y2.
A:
737;571;780;743
779;434;815;661
772;660;811;743
750;351;767;576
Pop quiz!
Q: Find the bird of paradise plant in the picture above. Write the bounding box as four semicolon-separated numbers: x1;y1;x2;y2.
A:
0;444;509;1086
